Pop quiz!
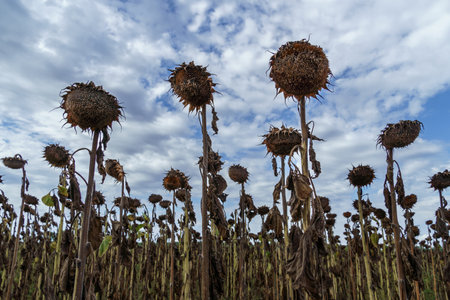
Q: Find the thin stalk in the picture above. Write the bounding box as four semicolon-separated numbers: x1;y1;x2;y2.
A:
381;229;392;300
239;182;247;299
181;200;191;300
357;187;375;300
298;97;311;229
280;156;293;298
53;172;67;286
200;104;210;300
72;129;100;300
5;165;27;300
386;148;407;300
170;194;175;300
346;235;357;300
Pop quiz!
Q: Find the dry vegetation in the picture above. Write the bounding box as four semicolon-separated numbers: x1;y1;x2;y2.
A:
0;41;449;300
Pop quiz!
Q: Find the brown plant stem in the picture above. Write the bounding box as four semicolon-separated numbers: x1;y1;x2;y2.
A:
200;104;210;300
72;129;100;300
297;97;311;230
239;182;247;299
170;194;176;300
357;187;375;300
346;229;357;300
5;163;27;300
386;148;407;300
280;156;293;298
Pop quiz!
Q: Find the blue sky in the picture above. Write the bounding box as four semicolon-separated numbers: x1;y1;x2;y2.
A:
0;0;449;238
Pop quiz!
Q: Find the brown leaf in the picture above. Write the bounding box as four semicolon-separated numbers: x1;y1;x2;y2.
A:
211;106;219;134
273;179;282;204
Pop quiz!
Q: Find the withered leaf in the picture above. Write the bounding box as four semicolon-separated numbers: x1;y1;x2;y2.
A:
273;179;282;204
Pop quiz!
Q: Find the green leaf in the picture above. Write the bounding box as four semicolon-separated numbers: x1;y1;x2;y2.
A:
142;214;149;223
135;224;145;232
98;235;112;257
58;185;68;197
41;193;54;207
370;233;379;248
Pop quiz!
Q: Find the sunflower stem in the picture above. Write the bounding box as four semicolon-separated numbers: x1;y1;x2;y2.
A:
386;148;407;300
357;187;375;300
298;97;311;230
5;164;27;300
72;129;100;300
200;104;210;300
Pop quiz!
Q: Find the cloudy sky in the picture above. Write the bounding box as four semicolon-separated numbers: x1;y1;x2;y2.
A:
1;0;449;238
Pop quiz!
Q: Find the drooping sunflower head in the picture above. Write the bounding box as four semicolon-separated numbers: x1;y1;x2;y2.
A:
163;168;189;191
262;125;302;157
2;154;27;170
429;170;450;191
401;194;417;210
228;164;249;184
105;159;125;182
168;61;216;113
347;164;375;187
269;40;331;99
60;81;123;131
148;194;163;204
377;120;423;149
43;144;71;168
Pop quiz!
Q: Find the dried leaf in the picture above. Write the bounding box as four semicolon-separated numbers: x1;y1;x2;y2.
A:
101;128;110;150
211;106;219;134
309;138;321;178
96;146;106;183
273;179;282;204
395;171;405;208
272;157;278;177
126;180;131;196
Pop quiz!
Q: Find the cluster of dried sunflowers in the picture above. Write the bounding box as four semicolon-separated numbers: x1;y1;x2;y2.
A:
0;40;448;300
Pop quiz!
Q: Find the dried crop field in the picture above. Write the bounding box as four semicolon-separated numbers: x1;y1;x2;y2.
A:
0;40;449;300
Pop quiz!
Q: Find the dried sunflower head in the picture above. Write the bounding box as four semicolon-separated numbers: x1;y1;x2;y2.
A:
228;164;249;184
347;165;375;187
2;154;27;170
105;159;125;182
377;120;422;149
374;208;387;220
262;125;302;157
269;40;331;99
198;150;224;174
60;81;123;131
24;194;39;205
93;191;105;205
401;194;417;210
168;61;216;113
159;200;172;209
148;194;162;204
257;205;270;216
163;168;189;191
43;144;70;168
429;170;450;191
